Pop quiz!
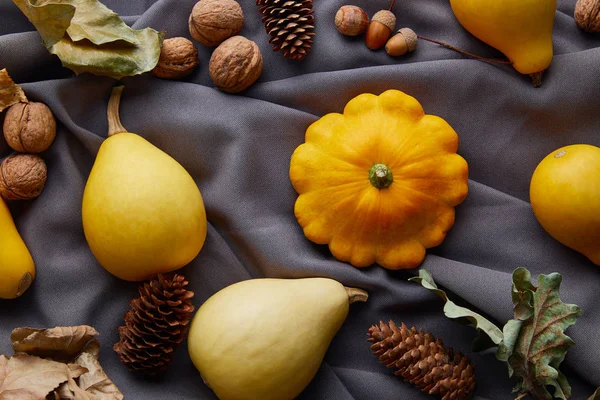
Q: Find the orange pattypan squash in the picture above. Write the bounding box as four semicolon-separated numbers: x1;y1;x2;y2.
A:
289;90;469;269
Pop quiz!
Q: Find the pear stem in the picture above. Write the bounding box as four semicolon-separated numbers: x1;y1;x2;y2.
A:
345;287;369;304
107;86;128;137
416;35;513;65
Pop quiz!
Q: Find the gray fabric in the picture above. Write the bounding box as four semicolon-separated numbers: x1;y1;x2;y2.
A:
1;0;599;399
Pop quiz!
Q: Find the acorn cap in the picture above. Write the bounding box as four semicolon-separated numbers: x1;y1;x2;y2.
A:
372;10;396;32
398;28;418;52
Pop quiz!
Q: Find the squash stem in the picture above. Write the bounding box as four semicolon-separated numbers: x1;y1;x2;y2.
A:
369;164;393;189
345;287;369;304
530;71;543;88
107;86;128;137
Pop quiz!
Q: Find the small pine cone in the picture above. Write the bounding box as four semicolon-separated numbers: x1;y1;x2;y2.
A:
256;0;315;60
367;321;476;400
113;274;194;375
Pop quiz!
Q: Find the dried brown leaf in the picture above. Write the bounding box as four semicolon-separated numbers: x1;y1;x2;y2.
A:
6;326;122;400
73;341;123;400
0;69;27;112
0;356;9;385
11;326;99;362
54;364;95;400
0;354;79;400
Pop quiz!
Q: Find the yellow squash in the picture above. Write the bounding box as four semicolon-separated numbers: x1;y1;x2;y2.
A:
0;197;35;299
188;278;368;400
530;144;600;265
450;0;556;86
289;90;469;270
82;87;207;281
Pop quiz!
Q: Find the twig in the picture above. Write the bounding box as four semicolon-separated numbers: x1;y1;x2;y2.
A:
417;35;513;65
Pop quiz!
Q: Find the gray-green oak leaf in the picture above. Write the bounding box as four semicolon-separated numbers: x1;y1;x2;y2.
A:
499;268;582;400
410;268;583;400
409;269;504;350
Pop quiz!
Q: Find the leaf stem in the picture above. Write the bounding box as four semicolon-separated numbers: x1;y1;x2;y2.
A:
107;86;128;137
416;35;513;65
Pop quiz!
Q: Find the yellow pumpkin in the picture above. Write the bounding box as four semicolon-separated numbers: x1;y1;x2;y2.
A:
289;90;469;269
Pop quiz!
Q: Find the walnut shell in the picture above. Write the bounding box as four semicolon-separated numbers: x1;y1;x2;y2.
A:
575;0;600;32
209;36;263;93
189;0;244;47
3;102;56;153
152;37;199;79
0;153;47;201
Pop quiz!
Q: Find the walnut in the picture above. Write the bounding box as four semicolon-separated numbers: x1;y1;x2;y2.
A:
575;0;600;32
152;37;199;79
189;0;244;47
3;102;56;153
209;36;263;94
0;153;47;201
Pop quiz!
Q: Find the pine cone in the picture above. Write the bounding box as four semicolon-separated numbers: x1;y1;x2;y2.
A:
367;321;476;400
113;274;194;375
256;0;315;60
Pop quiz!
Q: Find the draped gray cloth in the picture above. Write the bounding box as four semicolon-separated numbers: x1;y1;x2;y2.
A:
1;0;599;399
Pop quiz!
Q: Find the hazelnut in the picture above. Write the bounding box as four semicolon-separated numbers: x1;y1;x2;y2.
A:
385;28;418;56
209;36;263;94
365;10;396;50
575;0;600;32
3;102;56;153
189;0;244;47
0;153;47;201
335;6;369;36
152;37;199;79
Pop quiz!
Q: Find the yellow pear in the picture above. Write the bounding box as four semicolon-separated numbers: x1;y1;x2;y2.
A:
187;278;368;400
450;0;556;86
0;197;35;299
530;144;600;265
82;86;207;281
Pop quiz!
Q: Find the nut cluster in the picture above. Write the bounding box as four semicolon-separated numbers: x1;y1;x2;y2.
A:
335;4;418;57
186;0;262;93
1;100;55;201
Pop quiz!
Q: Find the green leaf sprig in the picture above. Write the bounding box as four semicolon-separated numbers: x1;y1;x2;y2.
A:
12;0;164;79
410;267;583;400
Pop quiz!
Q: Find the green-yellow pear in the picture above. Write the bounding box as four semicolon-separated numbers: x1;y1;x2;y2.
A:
450;0;557;86
82;86;207;281
187;278;368;400
0;197;35;299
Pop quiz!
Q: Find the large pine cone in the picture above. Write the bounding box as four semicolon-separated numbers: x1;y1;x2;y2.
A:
113;274;194;375
256;0;315;60
368;321;476;400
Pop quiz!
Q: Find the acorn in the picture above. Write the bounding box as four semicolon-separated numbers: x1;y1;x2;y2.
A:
365;9;396;50
385;27;418;56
